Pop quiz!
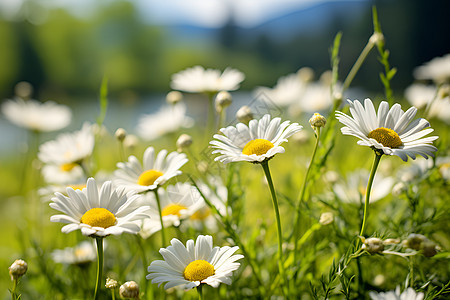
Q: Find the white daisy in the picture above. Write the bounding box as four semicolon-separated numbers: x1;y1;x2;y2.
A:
413;53;450;83
255;72;307;107
210;114;302;164
147;235;243;290
333;169;394;204
404;84;436;109
137;103;194;141
38;123;95;165
1;97;71;132
336;98;438;162
114;146;188;193
171;66;245;93
289;82;334;115
52;241;97;265
369;286;424;300
140;183;203;239
41;163;85;185
50;177;150;237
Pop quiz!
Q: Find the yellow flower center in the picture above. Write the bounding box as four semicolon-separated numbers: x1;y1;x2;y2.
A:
68;184;86;191
161;204;187;217
60;163;78;172
183;260;215;282
190;208;211;221
80;208;116;228
137;170;163;186
367;127;402;148
242;139;274;156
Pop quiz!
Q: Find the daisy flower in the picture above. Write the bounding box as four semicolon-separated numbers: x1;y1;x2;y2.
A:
413;53;450;83
1;97;71;132
255;72;307;107
114;146;188;193
50;177;150;237
404;84;436;109
170;66;245;93
52;241;97;265
369;286;424;300
38;123;95;165
140;183;203;239
210;114;302;164
147;235;243;290
41;163;85;185
336;98;438;162
333;169;394;204
137;103;194;141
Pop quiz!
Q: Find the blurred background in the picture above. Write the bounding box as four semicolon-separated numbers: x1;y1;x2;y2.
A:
0;0;449;99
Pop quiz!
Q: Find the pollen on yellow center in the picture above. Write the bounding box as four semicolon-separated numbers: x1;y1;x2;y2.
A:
138;169;163;186
161;204;187;217
367;127;402;148
242;139;274;156
80;208;116;228
183;260;215;282
60;163;78;172
68;184;86;191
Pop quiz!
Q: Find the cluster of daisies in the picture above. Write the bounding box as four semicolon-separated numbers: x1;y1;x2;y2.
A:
2;57;446;298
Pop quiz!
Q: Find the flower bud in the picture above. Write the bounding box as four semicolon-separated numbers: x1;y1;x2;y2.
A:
119;281;139;299
176;134;193;152
403;233;428;250
383;238;400;245
215;91;232;113
309;113;327;129
421;240;438;257
319;212;334;225
106;277;118;289
123;134;139;150
14;81;33;99
115;128;127;142
369;32;384;46
236;105;253;124
361;237;384;254
9;259;28;281
166;91;183;105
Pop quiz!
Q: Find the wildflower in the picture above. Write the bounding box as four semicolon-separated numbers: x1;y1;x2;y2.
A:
114;146;188;193
309;113;327;129
333;169;394;204
171;66;244;93
147;235;243;290
140;183;203;239
369;286;424;300
413;53;450;83
38;123;94;165
41;163;85;185
176;134;193;152
166;90;183;105
52;241;97;265
119;281;139;299
255;72;306;107
404;84;436;109
289;81;335;115
137;103;194;141
105;278;118;289
210;114;302;164
403;233;438;257
336;99;438;161
235;105;253;124
9;259;28;281
50;178;150;237
2;97;71;132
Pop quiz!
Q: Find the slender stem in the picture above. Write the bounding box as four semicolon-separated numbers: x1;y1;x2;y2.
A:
94;237;104;300
359;152;382;237
111;288;116;300
118;140;126;162
342;40;375;92
135;235;152;300
261;161;286;295
11;278;18;300
154;189;166;247
197;284;204;300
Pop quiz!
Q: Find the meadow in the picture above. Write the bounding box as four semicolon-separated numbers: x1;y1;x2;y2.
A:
1;7;449;300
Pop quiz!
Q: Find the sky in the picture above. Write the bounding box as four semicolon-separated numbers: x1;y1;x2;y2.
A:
1;0;368;27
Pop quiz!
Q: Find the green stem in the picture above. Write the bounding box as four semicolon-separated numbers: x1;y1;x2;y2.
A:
342;39;375;92
135;235;152;300
111;288;116;300
94;237;104;300
11;278;18;300
359;152;382;237
261;161;286;295
197;284;204;300
154;189;167;247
